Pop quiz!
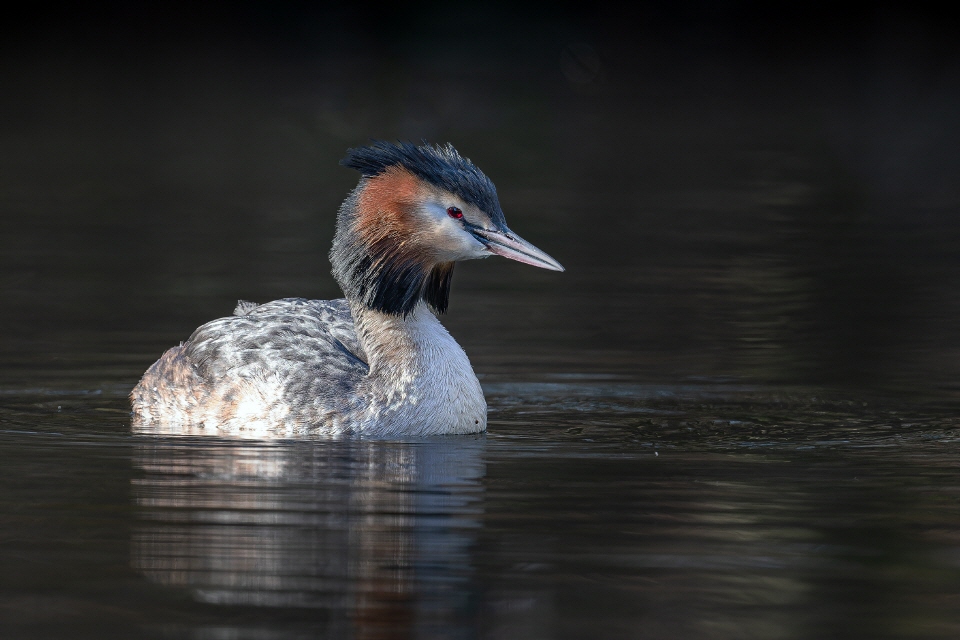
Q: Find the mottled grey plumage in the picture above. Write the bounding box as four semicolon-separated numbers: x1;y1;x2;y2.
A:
131;141;562;437
187;298;368;390
131;298;373;435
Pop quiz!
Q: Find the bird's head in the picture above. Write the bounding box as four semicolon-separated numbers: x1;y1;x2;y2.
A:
331;141;563;316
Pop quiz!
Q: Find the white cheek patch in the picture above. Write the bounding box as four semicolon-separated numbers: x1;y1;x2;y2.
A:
419;202;489;261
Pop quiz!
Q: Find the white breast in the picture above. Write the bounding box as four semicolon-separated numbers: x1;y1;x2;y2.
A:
351;304;487;436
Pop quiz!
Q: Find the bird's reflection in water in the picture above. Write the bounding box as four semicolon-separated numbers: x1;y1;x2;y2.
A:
131;433;485;636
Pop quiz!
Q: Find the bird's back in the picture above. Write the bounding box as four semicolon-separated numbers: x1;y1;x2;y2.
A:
131;298;369;436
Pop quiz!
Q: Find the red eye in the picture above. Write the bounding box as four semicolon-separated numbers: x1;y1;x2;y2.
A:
447;206;463;219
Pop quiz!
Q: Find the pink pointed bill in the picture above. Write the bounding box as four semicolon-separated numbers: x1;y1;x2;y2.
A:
471;227;564;272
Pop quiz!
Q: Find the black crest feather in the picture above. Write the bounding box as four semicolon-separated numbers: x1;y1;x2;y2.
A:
341;140;506;228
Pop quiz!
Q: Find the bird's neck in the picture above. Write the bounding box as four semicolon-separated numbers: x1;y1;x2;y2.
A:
350;301;456;375
348;300;486;435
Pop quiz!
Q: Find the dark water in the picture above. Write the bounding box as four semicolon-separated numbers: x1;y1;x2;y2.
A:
5;6;960;639
5;385;960;639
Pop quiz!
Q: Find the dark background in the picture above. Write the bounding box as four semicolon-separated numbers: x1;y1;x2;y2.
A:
2;2;960;397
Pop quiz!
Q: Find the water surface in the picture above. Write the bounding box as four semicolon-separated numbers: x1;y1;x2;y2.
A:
4;383;960;639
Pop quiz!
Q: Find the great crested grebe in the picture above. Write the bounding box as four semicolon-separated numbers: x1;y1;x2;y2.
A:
131;141;563;437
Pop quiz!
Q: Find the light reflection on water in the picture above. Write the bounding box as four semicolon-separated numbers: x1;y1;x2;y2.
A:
131;436;485;637
2;382;960;638
101;383;960;639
